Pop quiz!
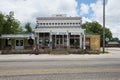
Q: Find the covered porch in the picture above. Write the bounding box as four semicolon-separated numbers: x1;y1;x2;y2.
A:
35;28;86;49
0;34;35;50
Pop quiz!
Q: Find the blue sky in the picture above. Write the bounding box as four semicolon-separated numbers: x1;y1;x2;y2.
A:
0;0;120;39
77;0;96;5
76;0;95;18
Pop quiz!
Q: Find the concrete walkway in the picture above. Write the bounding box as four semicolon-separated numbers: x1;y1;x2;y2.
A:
0;48;120;61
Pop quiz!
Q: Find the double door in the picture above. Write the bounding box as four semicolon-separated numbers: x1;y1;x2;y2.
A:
55;35;67;48
15;39;24;50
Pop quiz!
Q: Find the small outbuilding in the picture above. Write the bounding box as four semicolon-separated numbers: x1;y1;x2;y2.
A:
85;34;100;50
107;41;120;47
0;33;35;50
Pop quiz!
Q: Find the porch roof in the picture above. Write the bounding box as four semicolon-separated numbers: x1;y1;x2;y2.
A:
34;27;85;34
1;33;34;39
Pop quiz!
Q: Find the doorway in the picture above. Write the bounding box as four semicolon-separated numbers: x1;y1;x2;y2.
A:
15;39;24;50
54;35;67;48
56;35;62;48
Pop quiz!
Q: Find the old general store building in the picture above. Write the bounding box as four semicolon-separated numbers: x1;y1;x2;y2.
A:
34;14;100;50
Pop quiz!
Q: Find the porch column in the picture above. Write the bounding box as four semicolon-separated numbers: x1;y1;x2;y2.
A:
49;31;52;50
83;34;86;49
67;31;69;49
79;33;82;49
37;33;39;45
55;34;56;48
63;35;64;48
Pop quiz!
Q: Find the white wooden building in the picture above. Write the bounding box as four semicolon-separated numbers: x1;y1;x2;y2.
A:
34;14;86;49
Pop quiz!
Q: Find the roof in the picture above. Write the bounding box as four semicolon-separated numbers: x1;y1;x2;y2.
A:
36;17;82;20
1;33;34;39
85;33;99;36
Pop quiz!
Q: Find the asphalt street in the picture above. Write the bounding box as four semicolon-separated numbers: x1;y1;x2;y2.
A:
0;48;120;80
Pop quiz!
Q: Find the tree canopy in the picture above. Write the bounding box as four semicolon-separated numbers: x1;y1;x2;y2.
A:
82;21;113;46
110;37;120;43
25;22;32;33
0;11;23;35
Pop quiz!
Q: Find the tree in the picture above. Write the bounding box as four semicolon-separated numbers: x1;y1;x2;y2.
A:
25;22;32;33
82;21;103;34
0;13;5;35
0;11;23;35
110;37;120;43
82;21;112;46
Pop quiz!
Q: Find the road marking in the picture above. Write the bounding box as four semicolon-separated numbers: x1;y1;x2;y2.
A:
0;68;120;75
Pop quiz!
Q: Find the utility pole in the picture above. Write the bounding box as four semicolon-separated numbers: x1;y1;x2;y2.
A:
103;0;105;53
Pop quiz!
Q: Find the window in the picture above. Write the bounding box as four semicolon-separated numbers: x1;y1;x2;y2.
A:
56;39;59;44
70;39;74;45
16;40;19;46
70;35;74;37
45;33;49;37
55;23;57;25
5;39;11;46
16;40;23;46
39;33;44;37
52;23;54;25
20;40;23;46
40;23;42;25
49;23;51;25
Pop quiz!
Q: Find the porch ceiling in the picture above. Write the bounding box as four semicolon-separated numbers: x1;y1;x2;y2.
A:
1;34;34;39
35;28;85;34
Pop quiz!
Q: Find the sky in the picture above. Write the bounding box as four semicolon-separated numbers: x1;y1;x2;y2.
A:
0;0;120;39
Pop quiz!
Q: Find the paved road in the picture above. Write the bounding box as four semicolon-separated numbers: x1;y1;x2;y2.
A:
0;48;120;80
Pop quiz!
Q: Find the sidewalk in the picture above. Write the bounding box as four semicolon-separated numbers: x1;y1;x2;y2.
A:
0;48;120;61
0;53;119;61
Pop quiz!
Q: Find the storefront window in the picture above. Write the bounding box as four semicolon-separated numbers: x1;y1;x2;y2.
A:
20;40;23;46
5;39;11;46
16;40;19;46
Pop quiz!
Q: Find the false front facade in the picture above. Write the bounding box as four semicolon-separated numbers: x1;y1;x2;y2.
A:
35;14;86;49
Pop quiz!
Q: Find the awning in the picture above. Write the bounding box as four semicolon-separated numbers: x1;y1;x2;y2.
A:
71;32;80;35
51;32;67;35
1;34;35;39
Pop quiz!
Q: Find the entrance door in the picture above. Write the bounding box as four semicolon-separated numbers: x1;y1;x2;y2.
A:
56;35;63;48
15;39;24;50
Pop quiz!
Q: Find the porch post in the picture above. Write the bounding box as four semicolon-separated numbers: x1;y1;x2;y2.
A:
59;35;60;48
83;34;86;49
49;31;52;50
37;33;39;45
55;34;56;48
80;33;82;49
67;31;69;49
63;35;64;48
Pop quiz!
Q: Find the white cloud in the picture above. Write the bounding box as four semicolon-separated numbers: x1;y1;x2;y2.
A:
82;17;92;24
90;0;103;22
80;3;89;15
0;0;78;25
90;0;120;39
0;0;120;39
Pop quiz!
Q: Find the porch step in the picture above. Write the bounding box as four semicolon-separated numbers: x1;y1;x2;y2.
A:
50;49;68;54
